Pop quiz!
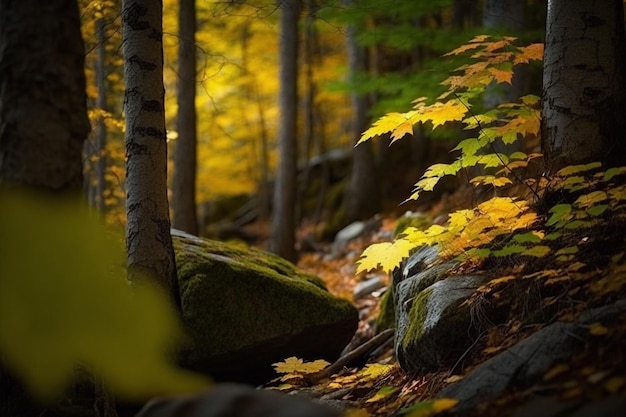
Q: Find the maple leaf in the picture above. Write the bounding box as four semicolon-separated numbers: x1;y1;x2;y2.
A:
488;65;513;84
272;357;329;375
356;239;415;274
416;100;469;129
359;112;412;144
514;43;544;64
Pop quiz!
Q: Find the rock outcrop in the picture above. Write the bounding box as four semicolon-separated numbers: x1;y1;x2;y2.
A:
172;230;359;384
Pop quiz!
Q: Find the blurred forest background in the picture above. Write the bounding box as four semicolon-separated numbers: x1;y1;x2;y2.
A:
80;0;546;252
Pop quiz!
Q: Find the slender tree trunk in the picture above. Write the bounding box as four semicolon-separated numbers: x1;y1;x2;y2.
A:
344;0;381;223
95;17;108;213
255;85;271;221
298;0;317;223
0;0;89;190
482;0;525;156
270;0;300;262
171;0;198;235
122;0;181;309
482;0;524;32
542;0;626;172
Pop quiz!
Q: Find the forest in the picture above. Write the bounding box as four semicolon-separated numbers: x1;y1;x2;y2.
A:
1;0;626;416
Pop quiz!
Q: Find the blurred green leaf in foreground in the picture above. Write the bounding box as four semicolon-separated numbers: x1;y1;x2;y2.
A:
0;189;209;400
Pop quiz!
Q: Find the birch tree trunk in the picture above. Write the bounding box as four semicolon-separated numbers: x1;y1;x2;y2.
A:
270;0;300;262
0;0;89;190
542;0;626;172
171;0;198;235
122;0;181;309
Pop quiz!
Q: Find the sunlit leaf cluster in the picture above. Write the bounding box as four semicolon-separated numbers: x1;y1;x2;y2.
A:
357;36;545;273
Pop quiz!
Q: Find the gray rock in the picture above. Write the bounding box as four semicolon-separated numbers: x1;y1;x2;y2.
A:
394;260;459;351
173;234;358;384
332;217;382;254
400;245;440;282
353;276;385;299
135;383;341;417
508;395;626;417
437;299;626;414
396;275;487;372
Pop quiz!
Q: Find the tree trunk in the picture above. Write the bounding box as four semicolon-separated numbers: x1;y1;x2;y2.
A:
122;0;181;310
95;17;108;213
270;0;300;262
0;0;89;190
482;0;525;156
344;0;381;223
542;0;626;172
482;0;524;31
171;0;198;235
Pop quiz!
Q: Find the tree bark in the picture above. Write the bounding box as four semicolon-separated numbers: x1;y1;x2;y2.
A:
171;0;198;235
270;0;300;262
122;0;181;309
344;0;381;223
0;0;90;190
542;0;626;172
95;17;108;213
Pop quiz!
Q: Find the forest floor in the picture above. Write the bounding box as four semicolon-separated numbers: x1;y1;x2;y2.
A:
245;193;626;416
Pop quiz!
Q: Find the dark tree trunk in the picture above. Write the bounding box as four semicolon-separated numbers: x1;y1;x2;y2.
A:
95;17;108;213
270;0;300;262
122;0;181;310
344;0;381;223
0;0;90;190
542;0;626;172
171;0;198;235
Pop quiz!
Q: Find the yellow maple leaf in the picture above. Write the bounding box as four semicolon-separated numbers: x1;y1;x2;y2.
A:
359;112;413;143
418;100;469;129
360;363;395;380
272;357;329;375
366;386;397;403
356;239;415;274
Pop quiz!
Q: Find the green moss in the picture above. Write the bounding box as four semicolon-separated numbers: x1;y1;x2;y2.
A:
394;214;431;237
401;288;433;349
173;236;357;359
375;289;395;331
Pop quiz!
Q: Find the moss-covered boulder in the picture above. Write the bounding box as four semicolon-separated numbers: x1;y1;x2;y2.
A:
396;275;488;373
171;230;358;384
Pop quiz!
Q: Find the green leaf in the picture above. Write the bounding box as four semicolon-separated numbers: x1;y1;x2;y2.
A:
452;138;487;156
555;246;578;256
513;232;543;243
509;151;527;160
545;232;562;241
587;204;609;217
493;245;526;256
400;398;459;417
520;94;540;106
464;248;491;258
0;190;209;400
604;166;626;181
524;245;551;257
479;153;509;168
546;204;572;226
